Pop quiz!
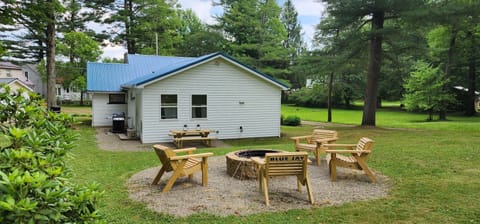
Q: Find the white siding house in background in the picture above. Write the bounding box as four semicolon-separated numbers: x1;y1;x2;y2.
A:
87;52;288;143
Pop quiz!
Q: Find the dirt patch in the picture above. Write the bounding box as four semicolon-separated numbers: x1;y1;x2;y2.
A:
127;156;392;217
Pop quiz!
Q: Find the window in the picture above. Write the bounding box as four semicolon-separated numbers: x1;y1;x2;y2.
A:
24;71;29;80
109;94;126;104
192;95;207;118
161;94;177;119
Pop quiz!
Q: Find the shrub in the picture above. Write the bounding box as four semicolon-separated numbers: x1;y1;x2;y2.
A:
0;85;103;223
283;115;301;126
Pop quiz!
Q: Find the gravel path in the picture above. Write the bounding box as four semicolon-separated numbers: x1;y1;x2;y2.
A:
94;127;392;217
127;156;391;217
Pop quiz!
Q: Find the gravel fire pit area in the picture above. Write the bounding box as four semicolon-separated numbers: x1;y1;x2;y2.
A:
127;155;391;217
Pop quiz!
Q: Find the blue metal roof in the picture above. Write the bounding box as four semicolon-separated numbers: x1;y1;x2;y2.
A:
87;52;289;92
87;62;131;92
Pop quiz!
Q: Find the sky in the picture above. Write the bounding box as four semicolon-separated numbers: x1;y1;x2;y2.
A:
102;0;325;59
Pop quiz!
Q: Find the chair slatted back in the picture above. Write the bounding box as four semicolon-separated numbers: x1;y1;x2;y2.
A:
264;152;309;178
355;137;375;158
311;129;338;142
153;145;176;172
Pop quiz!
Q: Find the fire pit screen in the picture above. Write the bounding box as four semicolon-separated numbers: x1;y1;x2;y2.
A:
226;149;283;179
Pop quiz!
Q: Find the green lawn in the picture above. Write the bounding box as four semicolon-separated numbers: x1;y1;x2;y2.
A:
67;105;480;223
282;104;480;131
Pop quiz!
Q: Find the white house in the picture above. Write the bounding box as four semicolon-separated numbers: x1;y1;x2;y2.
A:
87;52;288;143
0;78;33;93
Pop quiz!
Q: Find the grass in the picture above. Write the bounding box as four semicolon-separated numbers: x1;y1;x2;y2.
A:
60;105;92;116
282;104;480;131
66;105;480;223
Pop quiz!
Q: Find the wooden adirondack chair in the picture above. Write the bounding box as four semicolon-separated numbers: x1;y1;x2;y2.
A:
152;144;213;192
324;137;377;183
291;129;338;165
251;152;314;206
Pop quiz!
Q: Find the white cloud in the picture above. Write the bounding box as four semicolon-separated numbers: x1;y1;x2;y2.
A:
177;0;217;24
102;45;126;59
302;24;317;45
292;0;325;17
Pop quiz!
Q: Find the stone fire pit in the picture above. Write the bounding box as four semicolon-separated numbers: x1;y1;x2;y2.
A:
226;149;283;179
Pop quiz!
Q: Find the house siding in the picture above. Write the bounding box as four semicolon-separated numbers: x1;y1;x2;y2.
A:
92;93;128;127
22;65;45;96
140;58;281;143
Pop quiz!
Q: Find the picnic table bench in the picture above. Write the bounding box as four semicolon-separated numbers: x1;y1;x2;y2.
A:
169;129;217;148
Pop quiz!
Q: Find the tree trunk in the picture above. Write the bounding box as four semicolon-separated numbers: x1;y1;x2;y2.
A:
80;90;84;105
361;11;384;126
327;72;333;122
465;31;476;116
125;0;135;54
46;0;57;108
440;30;457;120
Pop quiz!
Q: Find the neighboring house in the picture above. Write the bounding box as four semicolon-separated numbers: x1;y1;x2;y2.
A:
0;78;33;93
22;64;46;97
55;77;92;102
0;62;35;89
87;52;288;143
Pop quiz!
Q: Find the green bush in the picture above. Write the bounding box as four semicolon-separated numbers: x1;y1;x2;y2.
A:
283;115;301;126
0;85;103;223
288;87;328;107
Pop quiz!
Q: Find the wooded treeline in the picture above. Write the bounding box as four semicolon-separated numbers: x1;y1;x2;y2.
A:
1;0;479;125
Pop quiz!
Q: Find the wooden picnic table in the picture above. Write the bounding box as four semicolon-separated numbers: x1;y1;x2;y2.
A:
169;129;217;148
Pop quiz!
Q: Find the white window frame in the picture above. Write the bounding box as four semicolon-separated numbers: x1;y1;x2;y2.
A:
191;94;207;119
161;94;178;120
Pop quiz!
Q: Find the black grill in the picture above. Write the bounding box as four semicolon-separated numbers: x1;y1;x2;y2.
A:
112;112;125;133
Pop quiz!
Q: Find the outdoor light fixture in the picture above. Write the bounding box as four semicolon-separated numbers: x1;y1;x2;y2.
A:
240;126;243;132
183;124;188;131
239;101;245;105
196;124;201;130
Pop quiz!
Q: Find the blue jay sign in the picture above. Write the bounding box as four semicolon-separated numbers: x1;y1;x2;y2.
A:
269;155;306;162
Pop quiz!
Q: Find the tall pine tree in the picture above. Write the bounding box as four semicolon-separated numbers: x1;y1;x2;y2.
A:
106;0;182;55
318;0;426;126
215;0;289;82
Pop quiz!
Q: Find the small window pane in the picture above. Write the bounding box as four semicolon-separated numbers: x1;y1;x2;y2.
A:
192;95;207;106
161;108;178;119
192;107;207;118
161;95;177;106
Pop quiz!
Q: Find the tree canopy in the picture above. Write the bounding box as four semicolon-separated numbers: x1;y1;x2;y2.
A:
1;0;479;122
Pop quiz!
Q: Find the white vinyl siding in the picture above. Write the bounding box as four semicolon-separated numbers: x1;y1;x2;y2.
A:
92;93;127;127
139;58;282;143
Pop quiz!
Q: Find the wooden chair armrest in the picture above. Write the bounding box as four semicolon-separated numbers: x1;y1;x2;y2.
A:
172;147;197;153
251;157;265;165
323;143;356;148
325;150;371;154
315;137;339;144
290;135;312;140
170;152;213;161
